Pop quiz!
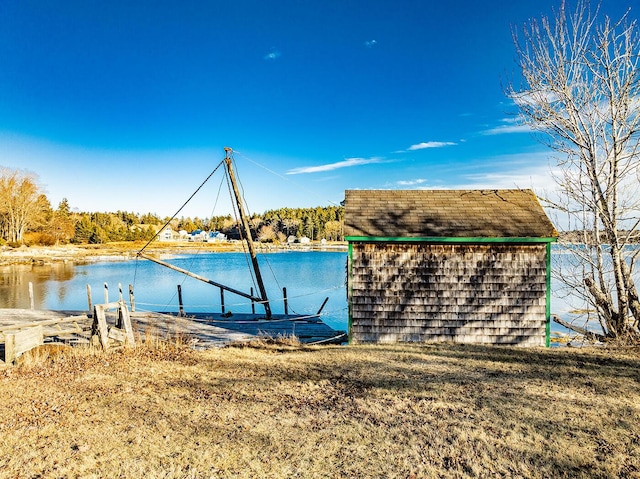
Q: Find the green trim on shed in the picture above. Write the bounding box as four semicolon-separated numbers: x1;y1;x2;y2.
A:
546;242;552;348
346;236;557;244
347;242;353;344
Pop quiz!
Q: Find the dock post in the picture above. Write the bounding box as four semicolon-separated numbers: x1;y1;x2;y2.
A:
86;284;93;315
118;283;123;302
29;282;34;310
129;284;135;312
251;287;255;314
177;284;185;317
104;283;109;304
283;287;288;316
220;287;225;314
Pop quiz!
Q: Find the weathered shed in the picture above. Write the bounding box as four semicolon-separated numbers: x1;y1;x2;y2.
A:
344;189;558;346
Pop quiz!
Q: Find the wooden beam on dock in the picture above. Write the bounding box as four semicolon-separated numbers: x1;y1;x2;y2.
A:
138;253;263;303
5;325;44;364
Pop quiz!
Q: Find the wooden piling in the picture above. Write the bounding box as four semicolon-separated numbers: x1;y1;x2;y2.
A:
103;282;109;304
86;284;93;314
283;287;288;315
28;282;34;310
220;288;225;314
129;284;135;312
177;285;185;317
116;283;124;328
251;287;255;314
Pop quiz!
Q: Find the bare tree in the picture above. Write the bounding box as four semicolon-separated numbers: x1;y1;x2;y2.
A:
511;1;640;341
0;167;49;244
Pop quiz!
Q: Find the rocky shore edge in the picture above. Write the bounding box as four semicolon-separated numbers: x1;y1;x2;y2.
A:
0;241;347;266
0;244;140;266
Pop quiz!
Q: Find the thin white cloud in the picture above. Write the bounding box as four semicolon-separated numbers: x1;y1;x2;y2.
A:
264;49;281;60
481;117;532;135
397;178;428;186
364;39;377;48
482;124;532;135
447;152;558;192
460;170;554;190
511;90;559;109
286;157;383;175
407;141;457;151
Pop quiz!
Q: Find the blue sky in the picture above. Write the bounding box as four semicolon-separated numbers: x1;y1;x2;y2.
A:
0;0;634;218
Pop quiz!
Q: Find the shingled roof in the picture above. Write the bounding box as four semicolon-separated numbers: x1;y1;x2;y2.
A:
344;189;558;238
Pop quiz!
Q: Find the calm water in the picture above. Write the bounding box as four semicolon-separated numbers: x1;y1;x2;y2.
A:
0;247;596;334
0;251;349;331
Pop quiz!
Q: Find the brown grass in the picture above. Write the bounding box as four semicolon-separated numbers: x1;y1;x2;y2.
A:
0;341;639;478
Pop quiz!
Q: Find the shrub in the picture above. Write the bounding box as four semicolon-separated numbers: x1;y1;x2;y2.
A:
23;231;56;246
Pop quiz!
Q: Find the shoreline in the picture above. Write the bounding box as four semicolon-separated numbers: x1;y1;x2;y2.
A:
0;241;348;266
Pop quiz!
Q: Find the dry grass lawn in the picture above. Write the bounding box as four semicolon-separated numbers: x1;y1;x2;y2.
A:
0;340;639;478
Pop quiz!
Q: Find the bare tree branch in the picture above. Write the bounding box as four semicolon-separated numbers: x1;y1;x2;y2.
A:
511;0;640;342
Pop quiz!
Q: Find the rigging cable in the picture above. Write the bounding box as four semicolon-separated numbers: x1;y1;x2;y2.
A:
137;160;225;256
178;169;229;287
230;150;346;314
130;149;343;318
228;151;346;315
233;149;342;207
157;165;231;312
133;159;224;291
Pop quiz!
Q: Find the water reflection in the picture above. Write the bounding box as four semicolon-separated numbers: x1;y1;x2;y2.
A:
0;262;79;309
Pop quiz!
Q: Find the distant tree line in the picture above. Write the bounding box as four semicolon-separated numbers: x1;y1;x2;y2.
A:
253;205;344;243
0;166;345;246
559;230;640;245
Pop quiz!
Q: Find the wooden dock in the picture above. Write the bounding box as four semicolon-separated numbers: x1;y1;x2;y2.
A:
0;308;347;363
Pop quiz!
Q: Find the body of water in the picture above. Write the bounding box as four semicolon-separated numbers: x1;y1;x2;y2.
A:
0;250;349;331
0;247;598;335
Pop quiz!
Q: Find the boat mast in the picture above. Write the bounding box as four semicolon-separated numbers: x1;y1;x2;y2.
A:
224;147;272;319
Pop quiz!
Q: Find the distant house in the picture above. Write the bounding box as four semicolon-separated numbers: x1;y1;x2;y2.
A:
299;236;311;244
344;189;558;347
208;231;227;242
158;227;180;242
190;229;208;242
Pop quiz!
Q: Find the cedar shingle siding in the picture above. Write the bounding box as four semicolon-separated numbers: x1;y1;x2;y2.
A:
345;189;558;346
